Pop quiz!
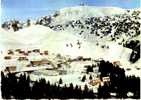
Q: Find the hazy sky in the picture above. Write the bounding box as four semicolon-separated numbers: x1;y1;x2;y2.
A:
1;0;140;23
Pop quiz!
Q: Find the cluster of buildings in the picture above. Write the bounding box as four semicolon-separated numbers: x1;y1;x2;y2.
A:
2;49;55;73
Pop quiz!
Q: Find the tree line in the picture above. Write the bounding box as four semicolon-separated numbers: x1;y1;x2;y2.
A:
1;60;140;99
1;72;96;99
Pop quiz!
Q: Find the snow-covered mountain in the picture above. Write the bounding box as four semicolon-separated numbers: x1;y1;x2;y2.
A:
0;6;140;76
50;6;126;24
2;6;138;31
35;6;140;44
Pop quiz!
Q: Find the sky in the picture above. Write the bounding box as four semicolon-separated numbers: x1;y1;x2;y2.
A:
1;0;140;23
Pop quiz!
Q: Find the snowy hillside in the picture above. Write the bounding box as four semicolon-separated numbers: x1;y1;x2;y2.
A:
0;24;136;78
0;24;132;59
0;28;19;51
0;6;140;76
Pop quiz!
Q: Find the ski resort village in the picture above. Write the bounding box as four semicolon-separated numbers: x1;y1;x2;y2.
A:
0;5;141;99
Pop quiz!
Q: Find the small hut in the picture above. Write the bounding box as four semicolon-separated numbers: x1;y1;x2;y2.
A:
5;66;16;73
44;50;48;55
89;79;102;86
30;61;42;66
15;49;21;52
4;56;12;60
8;50;14;55
33;49;40;53
27;50;32;53
19;50;25;54
40;53;43;55
30;59;50;66
102;77;110;82
112;61;121;66
26;64;31;67
41;59;50;65
18;57;28;61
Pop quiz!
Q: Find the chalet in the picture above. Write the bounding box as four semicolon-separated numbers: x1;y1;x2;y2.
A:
19;50;25;54
89;79;102;86
40;53;43;55
112;61;121;66
15;49;21;52
89;77;110;86
126;68;131;71
18;57;28;61
136;67;140;70
30;61;42;66
44;50;48;55
41;59;50;65
102;77;110;82
83;57;91;61
77;56;83;61
26;64;31;67
4;56;12;60
33;49;40;53
30;59;50;66
71;56;83;62
8;50;14;55
27;50;32;53
5;66;16;73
